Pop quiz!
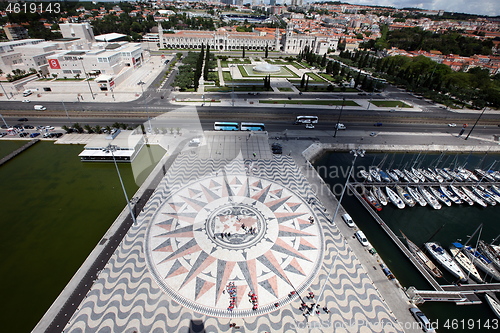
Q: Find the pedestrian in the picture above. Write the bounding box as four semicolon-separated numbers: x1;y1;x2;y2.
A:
253;152;256;157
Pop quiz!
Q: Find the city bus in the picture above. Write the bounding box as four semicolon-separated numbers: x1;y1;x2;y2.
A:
240;122;266;131
294;116;318;124
213;122;240;131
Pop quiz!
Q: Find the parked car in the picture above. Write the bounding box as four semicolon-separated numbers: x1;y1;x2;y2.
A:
409;307;435;332
355;231;370;247
45;126;55;130
29;132;40;138
341;213;355;228
370;132;377;137
22;99;30;103
24;125;34;129
19;132;29;137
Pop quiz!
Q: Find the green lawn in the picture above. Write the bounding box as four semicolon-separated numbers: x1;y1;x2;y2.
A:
278;87;294;92
370;100;411;108
219;58;252;67
259;100;360;106
206;86;268;92
291;62;306;70
306;72;327;82
319;73;335;81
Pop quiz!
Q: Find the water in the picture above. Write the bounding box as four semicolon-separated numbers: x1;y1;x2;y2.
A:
315;152;500;333
0;141;165;333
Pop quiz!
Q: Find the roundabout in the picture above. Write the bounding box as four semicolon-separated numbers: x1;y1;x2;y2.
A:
145;174;324;317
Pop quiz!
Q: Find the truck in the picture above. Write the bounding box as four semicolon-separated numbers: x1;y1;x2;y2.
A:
34;105;46;110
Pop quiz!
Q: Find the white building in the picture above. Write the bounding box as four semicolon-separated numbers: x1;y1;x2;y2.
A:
282;23;339;54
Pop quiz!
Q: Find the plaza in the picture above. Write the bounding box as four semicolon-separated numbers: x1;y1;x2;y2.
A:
62;132;404;332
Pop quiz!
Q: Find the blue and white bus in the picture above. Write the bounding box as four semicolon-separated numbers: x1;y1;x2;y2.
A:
240;122;266;131
213;122;240;131
294;116;318;124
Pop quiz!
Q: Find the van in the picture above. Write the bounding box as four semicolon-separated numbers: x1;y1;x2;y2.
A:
335;123;346;130
188;138;200;147
355;231;369;247
23;89;33;97
342;213;355;228
34;105;46;111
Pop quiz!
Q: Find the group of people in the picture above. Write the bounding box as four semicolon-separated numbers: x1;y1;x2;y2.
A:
220;232;232;239
248;291;259;310
226;282;237;311
308;216;315;224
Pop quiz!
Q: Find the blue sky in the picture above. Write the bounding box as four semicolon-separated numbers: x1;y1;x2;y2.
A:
339;1;499;16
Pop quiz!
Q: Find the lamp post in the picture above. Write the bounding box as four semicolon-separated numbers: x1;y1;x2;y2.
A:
0;82;10;99
138;81;152;133
465;107;486;140
332;149;365;224
104;144;137;225
78;57;95;100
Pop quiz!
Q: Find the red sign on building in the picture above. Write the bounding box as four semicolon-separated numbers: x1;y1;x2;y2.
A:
48;59;60;69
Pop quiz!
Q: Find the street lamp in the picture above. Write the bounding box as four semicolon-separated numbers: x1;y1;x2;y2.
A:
0;82;10;99
465;107;486;140
138;81;152;133
332;149;365;224
104;144;137;225
78;57;95;100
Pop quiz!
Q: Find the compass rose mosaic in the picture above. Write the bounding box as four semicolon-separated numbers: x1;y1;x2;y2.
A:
145;174;324;317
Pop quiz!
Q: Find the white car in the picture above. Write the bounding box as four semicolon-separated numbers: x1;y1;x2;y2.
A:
22;99;30;103
370;132;377;137
355;231;370;247
305;124;314;129
341;213;355;228
448;123;457;127
45;126;55;130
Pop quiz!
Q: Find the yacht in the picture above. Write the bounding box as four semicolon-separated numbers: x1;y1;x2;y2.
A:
370;168;382;182
478;185;500;204
425;242;467;282
421;169;437;182
411;167;426;182
402;232;442;278
379;169;391;182
450;185;474;206
386;169;399;182
490;185;500;197
457;167;479;182
363;189;383;212
478;240;500;272
429;186;452;206
485;294;500;320
439;185;462;205
395;185;416;207
404;169;419;183
359;170;372;182
475;169;496;182
463;246;500;282
449;243;484;283
407;186;427;207
428;168;444;182
472;186;497;206
393;169;409;182
386;186;405;209
419;186;442;210
373;186;388;206
435;168;453;182
461;186;487;208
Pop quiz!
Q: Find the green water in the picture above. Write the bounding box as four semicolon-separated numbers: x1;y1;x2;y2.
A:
315;152;500;333
0;141;165;333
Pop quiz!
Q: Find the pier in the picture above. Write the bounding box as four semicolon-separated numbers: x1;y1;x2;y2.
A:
0;139;39;166
348;183;444;291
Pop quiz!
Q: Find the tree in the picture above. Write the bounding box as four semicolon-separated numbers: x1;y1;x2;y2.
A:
265;44;268;58
242;46;245;58
300;74;306;88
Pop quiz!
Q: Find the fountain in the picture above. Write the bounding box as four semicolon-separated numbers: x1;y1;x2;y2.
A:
253;62;281;74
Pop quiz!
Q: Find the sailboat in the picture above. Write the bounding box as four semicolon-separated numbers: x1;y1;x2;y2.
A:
429;186;452;207
462;246;500;282
485;294;500;320
419;186;442;210
395;185;416;207
372;186;388;206
439;185;462;205
401;232;443;278
425;242;467;282
478;240;500;272
472;186;496;206
386;187;405;209
461;186;487;208
449;243;484;283
450;185;474;206
363;189;383;212
407;186;427;207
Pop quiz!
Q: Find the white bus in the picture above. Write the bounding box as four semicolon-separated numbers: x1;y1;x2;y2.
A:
295;116;318;124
